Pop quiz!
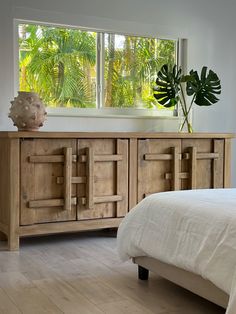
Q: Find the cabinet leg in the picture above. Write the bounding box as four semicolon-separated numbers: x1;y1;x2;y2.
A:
8;234;19;251
0;231;7;241
138;265;149;280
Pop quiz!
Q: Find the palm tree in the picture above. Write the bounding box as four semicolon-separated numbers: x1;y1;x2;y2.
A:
104;34;176;109
19;24;96;107
19;24;176;109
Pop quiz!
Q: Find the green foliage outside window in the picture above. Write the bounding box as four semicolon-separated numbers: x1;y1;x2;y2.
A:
19;23;177;109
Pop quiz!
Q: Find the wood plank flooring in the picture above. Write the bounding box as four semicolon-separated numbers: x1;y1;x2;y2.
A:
0;231;225;314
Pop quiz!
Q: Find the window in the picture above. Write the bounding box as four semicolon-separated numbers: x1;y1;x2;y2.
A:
18;23;178;113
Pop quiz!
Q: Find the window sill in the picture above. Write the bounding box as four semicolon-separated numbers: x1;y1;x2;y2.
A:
46;107;178;119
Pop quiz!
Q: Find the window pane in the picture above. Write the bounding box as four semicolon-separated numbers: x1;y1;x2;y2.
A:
104;33;176;109
19;24;97;108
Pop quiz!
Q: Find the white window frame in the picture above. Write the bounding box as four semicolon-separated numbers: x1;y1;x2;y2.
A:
14;19;185;118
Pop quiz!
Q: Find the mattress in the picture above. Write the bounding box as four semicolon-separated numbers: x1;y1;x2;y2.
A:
117;188;236;314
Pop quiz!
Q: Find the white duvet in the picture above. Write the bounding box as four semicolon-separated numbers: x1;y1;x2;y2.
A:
117;189;236;314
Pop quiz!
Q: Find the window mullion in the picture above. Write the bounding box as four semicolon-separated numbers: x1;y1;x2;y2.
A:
96;33;101;109
96;32;104;109
100;33;105;109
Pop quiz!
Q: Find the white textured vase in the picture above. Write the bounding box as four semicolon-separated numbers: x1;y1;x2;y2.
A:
9;91;47;131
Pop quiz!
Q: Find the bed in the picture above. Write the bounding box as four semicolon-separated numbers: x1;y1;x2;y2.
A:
117;189;236;314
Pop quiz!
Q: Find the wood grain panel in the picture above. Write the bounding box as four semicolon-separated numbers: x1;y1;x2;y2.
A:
0;138;21;249
0;139;11;228
8;139;20;250
29;198;77;208
189;146;197;189
116;139;128;217
85;147;94;209
20;139;77;225
19;218;123;236
29;155;77;163
181;139;224;190
0;131;234;139
129;139;138;210
213;140;224;188
63;147;73;211
77;139;115;219
77;139;128;220
0;132;232;250
138;139;181;201
171;146;181;191
224;139;232;187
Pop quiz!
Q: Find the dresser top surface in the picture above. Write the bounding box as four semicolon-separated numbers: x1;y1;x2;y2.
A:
0;131;234;139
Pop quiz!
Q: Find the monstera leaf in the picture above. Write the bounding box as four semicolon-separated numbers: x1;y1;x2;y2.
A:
186;67;221;106
153;63;221;133
153;64;182;108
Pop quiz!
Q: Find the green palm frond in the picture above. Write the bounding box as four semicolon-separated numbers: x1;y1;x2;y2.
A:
19;24;97;107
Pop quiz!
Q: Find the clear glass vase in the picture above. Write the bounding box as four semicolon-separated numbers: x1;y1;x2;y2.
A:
179;113;193;133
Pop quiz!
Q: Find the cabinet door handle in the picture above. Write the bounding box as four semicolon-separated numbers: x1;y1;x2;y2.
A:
164;147;180;190
171;147;180;191
63;147;73;211
29;155;77;163
85;147;94;209
182;152;219;160
188;146;197;189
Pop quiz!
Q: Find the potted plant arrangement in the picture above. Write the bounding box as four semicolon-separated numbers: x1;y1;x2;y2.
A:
153;64;221;133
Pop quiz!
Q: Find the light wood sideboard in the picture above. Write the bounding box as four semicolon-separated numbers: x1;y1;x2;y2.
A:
0;132;233;250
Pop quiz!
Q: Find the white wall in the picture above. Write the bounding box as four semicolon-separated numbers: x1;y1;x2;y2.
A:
0;0;236;183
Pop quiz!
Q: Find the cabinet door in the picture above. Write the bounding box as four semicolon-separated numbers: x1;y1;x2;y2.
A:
21;139;77;225
77;139;128;219
181;139;224;189
138;139;181;202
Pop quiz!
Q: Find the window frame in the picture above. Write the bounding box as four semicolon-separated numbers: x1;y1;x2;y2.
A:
14;19;183;118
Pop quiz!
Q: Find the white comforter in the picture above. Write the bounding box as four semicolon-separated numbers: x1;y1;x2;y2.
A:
117;189;236;314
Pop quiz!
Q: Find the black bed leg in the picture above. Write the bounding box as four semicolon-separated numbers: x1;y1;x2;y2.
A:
138;265;149;280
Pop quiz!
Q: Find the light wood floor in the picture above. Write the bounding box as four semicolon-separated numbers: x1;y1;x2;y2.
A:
0;231;225;314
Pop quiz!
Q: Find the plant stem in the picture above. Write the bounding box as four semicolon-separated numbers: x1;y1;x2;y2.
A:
180;83;188;116
179;99;187;132
179;83;195;133
179;84;190;132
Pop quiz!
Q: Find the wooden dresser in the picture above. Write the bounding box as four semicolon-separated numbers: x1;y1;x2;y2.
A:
0;132;233;250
